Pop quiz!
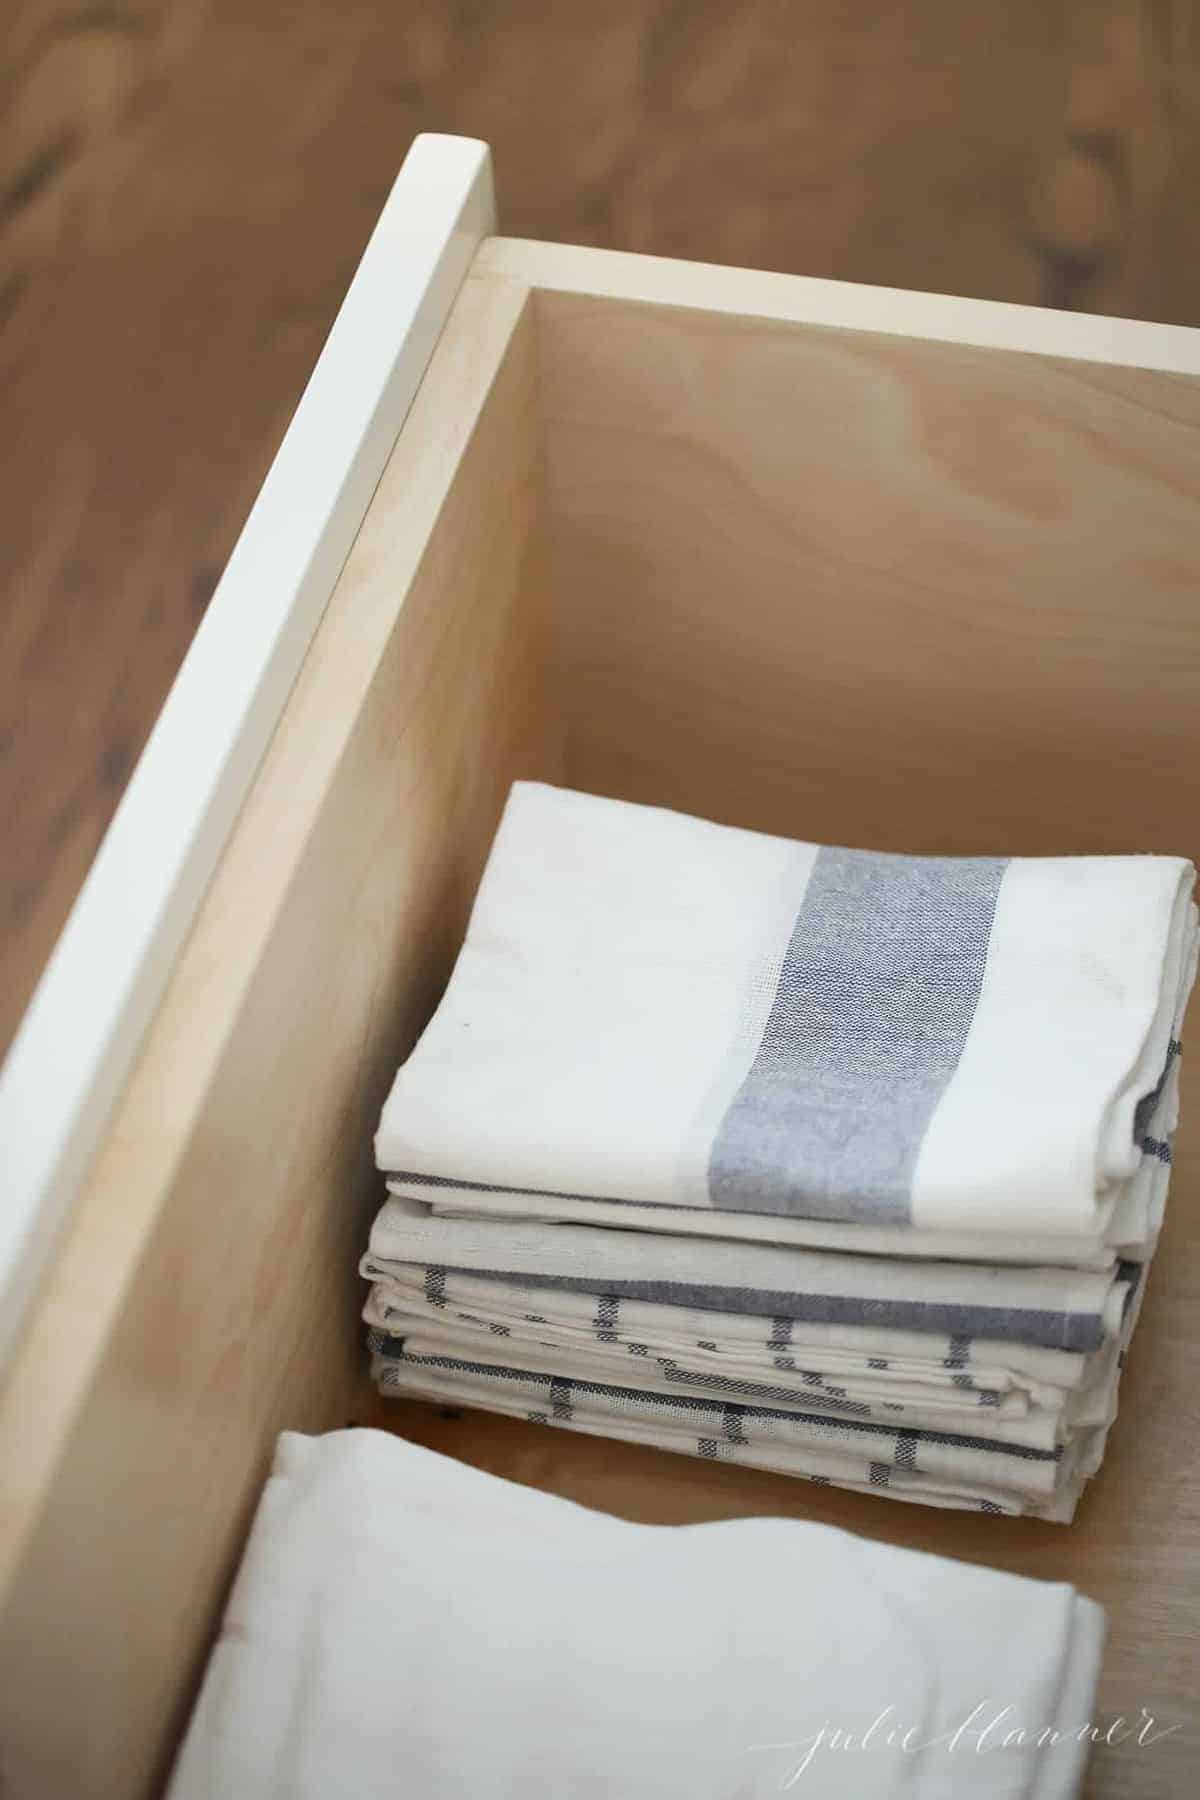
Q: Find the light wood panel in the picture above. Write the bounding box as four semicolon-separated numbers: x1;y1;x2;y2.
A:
509;252;1200;860
5;240;1200;1799
0;269;559;1800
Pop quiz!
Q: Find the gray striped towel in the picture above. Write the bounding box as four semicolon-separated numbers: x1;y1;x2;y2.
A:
365;782;1195;1518
377;783;1196;1250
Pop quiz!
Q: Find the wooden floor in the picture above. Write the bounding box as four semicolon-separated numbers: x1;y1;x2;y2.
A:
4;0;1200;1053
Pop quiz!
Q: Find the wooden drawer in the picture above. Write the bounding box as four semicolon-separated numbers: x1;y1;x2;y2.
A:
3;134;1200;1799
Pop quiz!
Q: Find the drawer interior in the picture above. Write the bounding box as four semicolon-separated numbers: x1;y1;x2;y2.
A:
6;244;1200;1798
533;275;1200;861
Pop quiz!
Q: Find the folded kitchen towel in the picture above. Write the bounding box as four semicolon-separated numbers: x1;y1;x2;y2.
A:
396;1178;1126;1268
376;783;1196;1244
394;1002;1182;1263
367;1306;1063;1446
364;1243;1138;1517
363;1194;1133;1353
170;1429;1104;1799
370;1336;1089;1516
362;1262;1132;1425
396;1013;1184;1267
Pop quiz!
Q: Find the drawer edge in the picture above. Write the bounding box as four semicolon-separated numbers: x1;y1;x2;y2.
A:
0;134;496;1375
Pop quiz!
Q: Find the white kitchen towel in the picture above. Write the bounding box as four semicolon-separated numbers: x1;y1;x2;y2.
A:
399;1026;1185;1265
404;957;1192;1265
404;1180;1123;1267
170;1429;1104;1799
376;782;1195;1241
409;1022;1183;1268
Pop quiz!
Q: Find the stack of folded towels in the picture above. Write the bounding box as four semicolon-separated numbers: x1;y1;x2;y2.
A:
171;1429;1105;1798
363;782;1197;1521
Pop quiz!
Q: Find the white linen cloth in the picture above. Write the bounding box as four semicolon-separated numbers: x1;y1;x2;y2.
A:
376;783;1195;1247
170;1429;1104;1799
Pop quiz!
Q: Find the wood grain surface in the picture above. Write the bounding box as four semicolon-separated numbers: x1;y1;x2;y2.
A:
523;270;1200;858
3;1;1200;1053
4;225;1200;1796
0;268;559;1800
